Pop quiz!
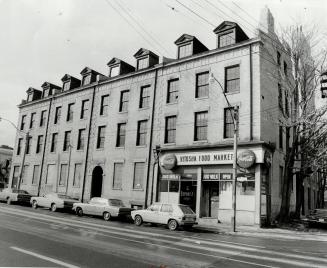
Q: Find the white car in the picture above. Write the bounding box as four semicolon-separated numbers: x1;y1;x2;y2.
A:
30;192;79;212
0;188;34;205
72;197;134;221
131;203;197;231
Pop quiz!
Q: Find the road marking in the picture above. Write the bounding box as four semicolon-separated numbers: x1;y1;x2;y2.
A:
10;246;79;268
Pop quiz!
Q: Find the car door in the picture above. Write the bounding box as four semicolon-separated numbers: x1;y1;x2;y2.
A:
144;204;161;223
158;204;173;224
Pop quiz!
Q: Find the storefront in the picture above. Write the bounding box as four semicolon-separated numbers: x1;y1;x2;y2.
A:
158;146;271;226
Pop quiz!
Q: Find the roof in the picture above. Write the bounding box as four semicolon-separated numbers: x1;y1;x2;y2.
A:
41;82;61;89
133;48;159;59
26;87;41;94
174;34;195;45
80;66;106;77
107;57;121;66
61;74;81;82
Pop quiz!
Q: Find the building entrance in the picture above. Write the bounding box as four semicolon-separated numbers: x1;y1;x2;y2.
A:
180;181;197;212
91;166;103;198
201;182;219;218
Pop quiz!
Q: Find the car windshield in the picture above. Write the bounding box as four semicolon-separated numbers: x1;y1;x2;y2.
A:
15;190;29;194
109;199;124;207
179;205;194;214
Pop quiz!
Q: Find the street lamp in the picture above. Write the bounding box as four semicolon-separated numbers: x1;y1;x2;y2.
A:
0;116;29;190
209;73;239;232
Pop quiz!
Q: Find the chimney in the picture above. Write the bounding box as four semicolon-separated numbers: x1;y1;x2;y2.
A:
259;6;275;35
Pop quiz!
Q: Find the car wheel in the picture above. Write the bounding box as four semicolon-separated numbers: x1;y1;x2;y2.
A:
134;215;143;226
51;203;57;212
103;211;111;221
168;219;178;231
32;200;38;209
76;207;83;217
6;198;11;205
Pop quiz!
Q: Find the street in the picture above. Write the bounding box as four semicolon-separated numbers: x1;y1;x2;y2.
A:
0;204;326;268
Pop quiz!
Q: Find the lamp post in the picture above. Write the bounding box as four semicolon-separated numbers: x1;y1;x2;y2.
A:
0;116;29;190
209;74;239;232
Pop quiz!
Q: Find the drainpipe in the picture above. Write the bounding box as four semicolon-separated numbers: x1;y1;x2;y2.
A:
144;68;159;208
249;44;253;140
37;97;53;196
81;86;96;202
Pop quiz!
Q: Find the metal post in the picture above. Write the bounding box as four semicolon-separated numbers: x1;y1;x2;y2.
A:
18;132;29;190
65;144;72;196
231;107;238;232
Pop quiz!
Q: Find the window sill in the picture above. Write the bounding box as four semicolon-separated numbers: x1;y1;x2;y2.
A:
96;148;104;151
116;146;125;149
163;142;176;146
112;188;122;191
195;96;209;100
225;91;240;96
193;140;208;144
76;149;85;152
132;188;144;191
118;111;128;114
166;101;178;106
99;114;108;117
136;145;147;148
138;107;150;111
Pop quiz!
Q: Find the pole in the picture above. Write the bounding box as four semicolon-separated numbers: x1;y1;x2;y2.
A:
65;144;72;196
231;107;238;232
17;132;29;190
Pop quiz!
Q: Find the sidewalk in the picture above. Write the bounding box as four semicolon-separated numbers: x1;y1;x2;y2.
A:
193;220;327;241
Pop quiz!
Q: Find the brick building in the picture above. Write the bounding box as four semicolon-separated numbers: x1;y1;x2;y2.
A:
9;9;302;226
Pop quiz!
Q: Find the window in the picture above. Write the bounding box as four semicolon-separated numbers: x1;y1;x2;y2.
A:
81;99;89;119
225;65;240;93
194;111;208;141
167;79;179;103
119;90;129;112
40;110;46;127
137;57;149;70
224;108;235;138
277;51;281;66
32;165;40;185
161;204;173;213
218;31;235;47
51;133;58;153
136;120;147;146
43;88;49;98
149;203;161;211
67;103;74;121
279;166;283;196
73;163;82;187
178;43;192;58
63;81;70;91
17;138;23;155
110;65;120;77
113;163;123;189
278;83;283;111
77;129;86;150
196;72;209;98
54;106;61;124
82;75;91;85
139;85;150;109
165;116;176;144
30;112;36;129
27;93;32;102
97;126;106;149
20;115;26;130
279;126;283;149
26;136;32;154
12;166;20;188
36;135;43;154
133;162;145;189
59;164;68;186
21;165;28;184
284;61;288;76
116;123;126;147
100;95;109;116
63;131;71;151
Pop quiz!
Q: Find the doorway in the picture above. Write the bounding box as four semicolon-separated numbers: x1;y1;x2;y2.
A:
91;166;103;198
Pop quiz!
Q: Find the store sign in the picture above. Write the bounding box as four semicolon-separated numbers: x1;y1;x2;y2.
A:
161;174;181;180
176;151;234;166
203;174;220;180
237;150;256;169
160;154;177;170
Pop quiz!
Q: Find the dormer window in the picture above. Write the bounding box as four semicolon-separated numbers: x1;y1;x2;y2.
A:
178;43;192;58
110;65;120;77
43;88;49;98
27;93;32;102
137;57;149;70
218;31;235;48
82;74;91;86
63;81;70;91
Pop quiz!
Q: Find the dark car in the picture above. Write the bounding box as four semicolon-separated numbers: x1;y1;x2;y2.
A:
0;188;34;205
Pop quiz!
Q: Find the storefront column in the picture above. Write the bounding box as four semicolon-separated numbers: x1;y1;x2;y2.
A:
255;164;261;225
152;163;159;203
196;167;202;218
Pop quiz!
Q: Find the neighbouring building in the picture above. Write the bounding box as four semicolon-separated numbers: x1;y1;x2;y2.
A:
9;8;309;226
0;145;13;189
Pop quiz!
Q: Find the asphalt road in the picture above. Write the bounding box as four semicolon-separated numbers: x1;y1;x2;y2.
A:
0;203;326;268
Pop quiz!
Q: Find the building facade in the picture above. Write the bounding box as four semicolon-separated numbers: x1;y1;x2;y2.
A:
9;10;302;226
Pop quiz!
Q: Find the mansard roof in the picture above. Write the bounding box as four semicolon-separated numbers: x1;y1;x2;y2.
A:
213;21;239;33
41;82;61;89
61;74;81;82
133;48;158;59
26;87;41;94
80;66;106;77
174;34;196;45
107;57;121;66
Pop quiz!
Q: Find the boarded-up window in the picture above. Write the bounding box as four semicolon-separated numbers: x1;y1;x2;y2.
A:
46;164;56;185
133;163;145;189
59;164;68;186
113;163;123;189
73;163;82;187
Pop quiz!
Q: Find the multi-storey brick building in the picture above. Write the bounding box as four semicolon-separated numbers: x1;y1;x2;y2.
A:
9;9;300;226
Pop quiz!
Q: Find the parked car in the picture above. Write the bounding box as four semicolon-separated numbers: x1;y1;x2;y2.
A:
72;197;134;221
131;203;197;231
30;192;79;212
0;188;34;205
303;209;327;227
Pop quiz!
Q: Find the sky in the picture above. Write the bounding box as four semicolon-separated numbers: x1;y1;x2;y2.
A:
0;0;326;147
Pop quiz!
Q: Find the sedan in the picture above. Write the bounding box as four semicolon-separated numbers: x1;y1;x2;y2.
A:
30;192;79;212
131;203;197;231
0;188;34;205
72;197;134;221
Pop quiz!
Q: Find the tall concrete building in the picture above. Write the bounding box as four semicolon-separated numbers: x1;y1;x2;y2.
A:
9;10;299;226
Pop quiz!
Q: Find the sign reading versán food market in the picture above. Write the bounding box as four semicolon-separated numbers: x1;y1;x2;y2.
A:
176;151;234;165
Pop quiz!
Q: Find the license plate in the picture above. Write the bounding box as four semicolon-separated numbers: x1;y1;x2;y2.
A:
185;217;195;221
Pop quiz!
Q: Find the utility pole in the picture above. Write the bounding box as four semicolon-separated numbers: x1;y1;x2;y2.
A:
209;74;239;232
65;143;73;196
17;132;30;189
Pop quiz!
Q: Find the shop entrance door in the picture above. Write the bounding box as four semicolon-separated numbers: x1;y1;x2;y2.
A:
202;182;219;218
180;181;196;212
